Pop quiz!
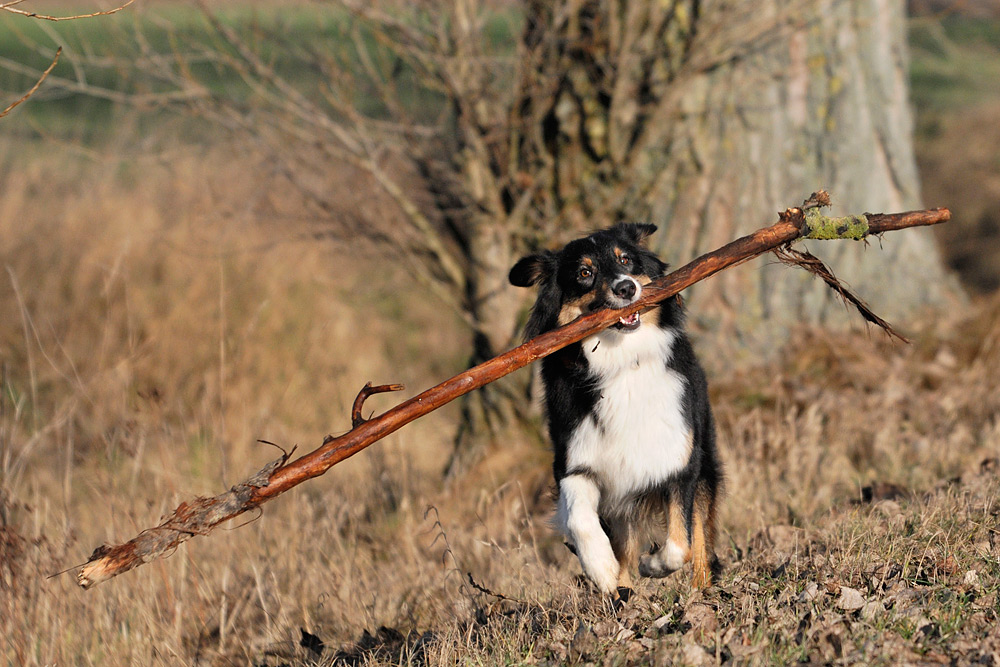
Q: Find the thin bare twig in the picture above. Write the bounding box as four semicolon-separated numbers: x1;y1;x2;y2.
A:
0;0;135;21
0;46;60;119
74;198;950;589
0;53;208;106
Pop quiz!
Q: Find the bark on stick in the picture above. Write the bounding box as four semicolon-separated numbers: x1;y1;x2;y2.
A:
76;198;950;589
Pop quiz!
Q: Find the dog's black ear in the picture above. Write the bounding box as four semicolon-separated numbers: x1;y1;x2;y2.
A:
509;252;556;287
616;223;658;245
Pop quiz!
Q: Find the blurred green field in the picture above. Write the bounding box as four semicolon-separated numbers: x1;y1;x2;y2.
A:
0;4;518;144
4;8;1000;135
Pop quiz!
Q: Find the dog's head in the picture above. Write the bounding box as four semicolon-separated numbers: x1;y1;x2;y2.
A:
509;223;668;339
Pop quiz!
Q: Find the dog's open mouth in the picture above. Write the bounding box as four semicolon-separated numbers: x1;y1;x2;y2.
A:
613;311;641;332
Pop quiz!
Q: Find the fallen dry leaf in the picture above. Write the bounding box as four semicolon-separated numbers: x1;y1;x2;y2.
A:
837;586;866;611
683;602;718;643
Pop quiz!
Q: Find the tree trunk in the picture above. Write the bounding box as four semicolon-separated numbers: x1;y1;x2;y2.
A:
650;0;960;352
510;0;959;357
444;217;532;477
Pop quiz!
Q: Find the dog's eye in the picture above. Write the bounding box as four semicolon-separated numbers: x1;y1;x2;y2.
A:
578;267;592;280
619;254;632;267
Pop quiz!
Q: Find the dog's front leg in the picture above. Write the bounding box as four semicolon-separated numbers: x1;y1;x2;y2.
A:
556;474;619;594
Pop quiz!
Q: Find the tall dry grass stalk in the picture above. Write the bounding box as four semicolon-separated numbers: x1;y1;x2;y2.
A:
1;136;997;664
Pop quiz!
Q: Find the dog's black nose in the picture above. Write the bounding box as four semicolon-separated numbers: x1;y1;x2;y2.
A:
613;279;636;300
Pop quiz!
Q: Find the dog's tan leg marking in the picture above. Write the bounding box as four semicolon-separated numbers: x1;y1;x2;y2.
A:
610;522;638;590
691;492;713;589
667;493;691;567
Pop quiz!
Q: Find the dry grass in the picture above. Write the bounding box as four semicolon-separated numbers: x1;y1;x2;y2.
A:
2;137;999;666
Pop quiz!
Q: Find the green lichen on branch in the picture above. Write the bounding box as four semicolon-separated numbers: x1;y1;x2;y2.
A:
801;208;870;240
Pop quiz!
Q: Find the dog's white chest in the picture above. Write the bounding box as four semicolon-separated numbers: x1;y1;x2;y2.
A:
568;325;691;500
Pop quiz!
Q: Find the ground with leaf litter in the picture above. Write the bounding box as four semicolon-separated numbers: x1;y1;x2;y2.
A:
242;305;1000;667
281;458;998;666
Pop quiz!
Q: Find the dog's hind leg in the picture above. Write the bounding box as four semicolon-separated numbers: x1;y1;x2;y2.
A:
556;474;619;594
639;489;690;578
691;484;717;589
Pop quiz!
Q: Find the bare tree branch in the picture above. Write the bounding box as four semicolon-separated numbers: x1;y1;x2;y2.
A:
189;1;470;291
74;196;950;589
0;52;207;105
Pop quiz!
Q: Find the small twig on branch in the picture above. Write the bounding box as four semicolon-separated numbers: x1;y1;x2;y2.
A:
75;194;950;589
0;46;60;120
351;382;405;428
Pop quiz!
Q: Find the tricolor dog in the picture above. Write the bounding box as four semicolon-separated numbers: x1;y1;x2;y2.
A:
509;223;722;599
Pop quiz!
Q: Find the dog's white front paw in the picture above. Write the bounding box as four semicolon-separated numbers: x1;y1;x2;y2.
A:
559;475;619;594
578;539;620;594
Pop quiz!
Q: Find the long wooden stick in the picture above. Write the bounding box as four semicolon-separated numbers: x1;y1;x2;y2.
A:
75;197;950;589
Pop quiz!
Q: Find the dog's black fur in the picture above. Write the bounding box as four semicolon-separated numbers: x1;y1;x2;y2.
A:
510;223;722;596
